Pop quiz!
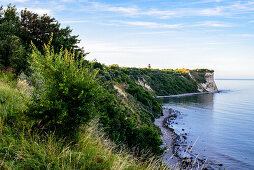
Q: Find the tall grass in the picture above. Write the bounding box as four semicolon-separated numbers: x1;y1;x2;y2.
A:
0;70;169;170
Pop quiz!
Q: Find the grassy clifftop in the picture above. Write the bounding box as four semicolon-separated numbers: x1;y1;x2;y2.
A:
118;67;214;96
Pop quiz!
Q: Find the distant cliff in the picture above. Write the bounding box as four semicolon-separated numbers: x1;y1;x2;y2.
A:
189;69;218;92
120;68;218;96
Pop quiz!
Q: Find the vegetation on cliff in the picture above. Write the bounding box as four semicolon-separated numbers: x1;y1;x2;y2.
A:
0;4;214;169
0;70;168;169
121;68;198;96
0;5;165;169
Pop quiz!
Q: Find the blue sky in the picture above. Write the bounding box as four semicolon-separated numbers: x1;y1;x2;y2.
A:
2;0;254;78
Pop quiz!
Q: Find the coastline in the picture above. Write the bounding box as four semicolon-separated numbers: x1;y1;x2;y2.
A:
156;108;209;169
154;108;180;169
157;91;218;98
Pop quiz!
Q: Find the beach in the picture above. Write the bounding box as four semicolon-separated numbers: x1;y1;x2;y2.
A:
154;108;180;168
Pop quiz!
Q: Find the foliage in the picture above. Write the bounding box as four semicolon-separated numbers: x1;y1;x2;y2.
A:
102;65;162;117
191;69;214;73
122;68;198;96
19;9;80;53
0;5;28;74
26;44;163;155
189;70;209;84
0;75;167;169
0;70;27;124
0;4;81;74
27;43;100;137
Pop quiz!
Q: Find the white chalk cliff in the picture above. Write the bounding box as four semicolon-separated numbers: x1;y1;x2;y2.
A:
194;72;218;92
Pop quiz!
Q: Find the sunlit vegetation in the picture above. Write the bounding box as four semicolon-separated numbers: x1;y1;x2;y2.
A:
0;4;212;169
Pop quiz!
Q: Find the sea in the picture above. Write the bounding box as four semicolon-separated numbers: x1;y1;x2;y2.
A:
162;79;254;170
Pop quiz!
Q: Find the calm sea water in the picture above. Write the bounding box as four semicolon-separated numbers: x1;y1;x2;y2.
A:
163;80;254;170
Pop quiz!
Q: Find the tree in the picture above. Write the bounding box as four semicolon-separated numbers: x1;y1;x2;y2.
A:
0;4;27;73
0;4;82;73
20;9;80;53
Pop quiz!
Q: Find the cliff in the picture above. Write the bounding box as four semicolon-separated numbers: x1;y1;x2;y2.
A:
120;68;218;96
189;69;218;93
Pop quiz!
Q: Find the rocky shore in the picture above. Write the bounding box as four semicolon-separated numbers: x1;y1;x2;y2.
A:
154;108;180;169
155;107;209;170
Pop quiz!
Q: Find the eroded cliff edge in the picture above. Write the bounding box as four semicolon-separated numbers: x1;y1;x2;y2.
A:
121;68;218;96
189;70;218;93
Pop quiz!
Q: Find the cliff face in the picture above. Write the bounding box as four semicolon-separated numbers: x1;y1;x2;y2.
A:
189;71;218;93
198;72;218;92
123;68;219;96
123;68;218;96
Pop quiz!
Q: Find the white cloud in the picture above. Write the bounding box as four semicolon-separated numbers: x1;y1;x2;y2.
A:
237;34;254;37
17;7;51;15
198;6;225;16
86;0;254;19
88;2;177;19
195;21;233;27
61;20;88;24
106;6;139;16
29;8;51;15
141;9;176;19
61;0;75;2
118;21;182;29
2;0;29;2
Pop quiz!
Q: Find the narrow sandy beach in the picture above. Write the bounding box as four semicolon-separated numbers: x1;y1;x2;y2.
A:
154;109;179;169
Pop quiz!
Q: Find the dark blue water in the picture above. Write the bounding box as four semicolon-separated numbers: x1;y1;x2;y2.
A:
163;80;254;170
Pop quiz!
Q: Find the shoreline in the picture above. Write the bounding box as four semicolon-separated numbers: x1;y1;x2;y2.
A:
155;108;209;169
154;108;180;169
157;91;219;98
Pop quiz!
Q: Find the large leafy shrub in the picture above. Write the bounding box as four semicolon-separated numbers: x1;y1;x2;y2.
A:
27;42;101;136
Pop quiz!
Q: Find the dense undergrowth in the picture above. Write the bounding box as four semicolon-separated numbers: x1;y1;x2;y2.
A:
0;41;167;168
0;68;168;169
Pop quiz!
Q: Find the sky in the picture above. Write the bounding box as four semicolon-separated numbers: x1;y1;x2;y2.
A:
2;0;254;78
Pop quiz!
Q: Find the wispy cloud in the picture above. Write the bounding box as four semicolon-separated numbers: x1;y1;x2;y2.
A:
61;20;88;24
106;6;139;16
198;6;225;16
117;21;182;29
85;0;254;19
88;2;177;19
17;7;51;15
195;21;234;27
2;0;29;2
237;34;254;37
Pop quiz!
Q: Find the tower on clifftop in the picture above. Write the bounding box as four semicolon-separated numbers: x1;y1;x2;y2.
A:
148;64;151;69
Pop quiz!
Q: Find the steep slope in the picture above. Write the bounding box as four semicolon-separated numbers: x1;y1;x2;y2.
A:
120;68;218;96
189;70;218;92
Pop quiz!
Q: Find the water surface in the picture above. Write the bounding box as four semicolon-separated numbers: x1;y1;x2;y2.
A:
163;80;254;169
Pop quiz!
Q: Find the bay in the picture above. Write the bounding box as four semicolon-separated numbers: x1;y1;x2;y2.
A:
162;80;254;170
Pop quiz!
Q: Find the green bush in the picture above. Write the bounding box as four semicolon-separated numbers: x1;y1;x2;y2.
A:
27;43;102;137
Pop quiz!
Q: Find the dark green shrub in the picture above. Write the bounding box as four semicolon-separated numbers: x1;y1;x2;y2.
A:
132;126;163;155
27;43;102;136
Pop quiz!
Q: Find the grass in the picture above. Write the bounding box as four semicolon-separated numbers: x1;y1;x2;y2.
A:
0;70;169;170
